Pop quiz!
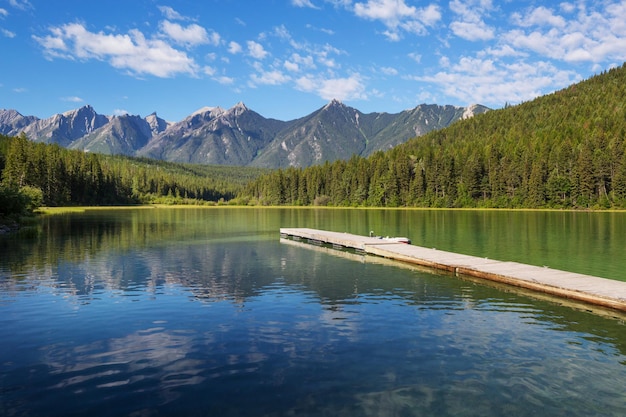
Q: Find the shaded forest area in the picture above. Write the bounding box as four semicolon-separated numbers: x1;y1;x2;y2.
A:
243;64;626;209
0;134;266;209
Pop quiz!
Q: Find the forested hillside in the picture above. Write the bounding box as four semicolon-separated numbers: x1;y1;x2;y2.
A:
242;64;626;209
0;134;266;207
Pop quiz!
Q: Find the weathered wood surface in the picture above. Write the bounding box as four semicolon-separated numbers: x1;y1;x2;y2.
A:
280;228;626;313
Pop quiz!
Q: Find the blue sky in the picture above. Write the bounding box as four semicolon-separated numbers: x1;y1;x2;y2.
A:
1;0;625;122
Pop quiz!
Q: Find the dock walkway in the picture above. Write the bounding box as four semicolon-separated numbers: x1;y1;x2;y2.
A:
280;228;626;313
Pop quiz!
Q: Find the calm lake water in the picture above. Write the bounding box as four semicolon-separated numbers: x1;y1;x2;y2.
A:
1;207;626;416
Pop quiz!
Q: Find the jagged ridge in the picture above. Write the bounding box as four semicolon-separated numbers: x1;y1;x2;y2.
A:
0;101;489;168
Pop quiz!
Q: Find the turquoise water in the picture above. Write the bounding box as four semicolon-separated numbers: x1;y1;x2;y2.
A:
1;208;625;416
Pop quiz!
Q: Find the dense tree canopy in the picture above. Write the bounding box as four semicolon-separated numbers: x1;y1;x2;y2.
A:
0;134;266;207
242;64;626;209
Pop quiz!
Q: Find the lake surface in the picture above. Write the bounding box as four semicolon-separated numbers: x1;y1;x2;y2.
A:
1;207;626;416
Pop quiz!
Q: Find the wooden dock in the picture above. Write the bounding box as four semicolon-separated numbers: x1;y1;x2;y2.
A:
280;228;626;313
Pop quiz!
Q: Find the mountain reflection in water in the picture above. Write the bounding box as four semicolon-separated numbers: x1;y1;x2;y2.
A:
1;208;626;417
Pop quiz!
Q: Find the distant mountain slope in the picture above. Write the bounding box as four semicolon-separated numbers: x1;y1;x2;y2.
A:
71;113;170;155
0;109;38;135
23;105;110;147
252;100;368;168
242;64;626;208
364;103;482;154
0;101;489;168
138;103;287;166
252;101;489;168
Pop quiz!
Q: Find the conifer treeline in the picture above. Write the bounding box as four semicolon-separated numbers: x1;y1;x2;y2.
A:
0;134;264;206
243;64;626;209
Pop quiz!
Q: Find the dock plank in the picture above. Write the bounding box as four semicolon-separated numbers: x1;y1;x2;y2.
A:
280;228;626;313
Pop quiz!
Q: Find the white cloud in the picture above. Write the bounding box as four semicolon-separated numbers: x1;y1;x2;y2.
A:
284;60;300;72
247;40;268;59
408;52;421;63
0;8;8;17
228;41;242;54
157;6;186;21
381;66;398;75
306;23;335;35
7;0;32;11
113;109;129;116
286;53;315;71
450;20;494;41
159;21;217;46
33;23;199;78
291;0;319;8
559;2;576;14
449;0;495;41
61;96;84;102
2;28;15;38
214;75;235;85
250;69;290;86
208;31;221;46
295;73;367;101
420;4;442;26
481;44;526;58
511;6;566;28
413;56;580;106
353;0;441;40
354;0;416;21
503;2;626;64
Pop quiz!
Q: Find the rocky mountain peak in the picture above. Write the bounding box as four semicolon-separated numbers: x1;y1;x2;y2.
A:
0;109;24;123
190;106;224;118
145;112;170;135
232;101;248;111
462;104;488;119
2;101;489;168
323;99;345;111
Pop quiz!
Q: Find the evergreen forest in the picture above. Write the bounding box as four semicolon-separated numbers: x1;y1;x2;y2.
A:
243;64;626;209
0;133;266;223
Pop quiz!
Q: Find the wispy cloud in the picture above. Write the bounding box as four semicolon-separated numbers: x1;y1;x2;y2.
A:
353;0;441;41
295;73;366;101
1;28;15;38
61;96;84;103
250;69;290;86
291;0;319;9
159;20;219;46
380;66;398;76
157;6;187;21
7;0;32;11
214;75;235;85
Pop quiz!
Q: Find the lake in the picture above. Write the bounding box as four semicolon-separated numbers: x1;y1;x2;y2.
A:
1;207;626;416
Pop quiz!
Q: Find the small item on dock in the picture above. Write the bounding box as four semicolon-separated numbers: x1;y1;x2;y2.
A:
369;230;411;244
279;227;626;313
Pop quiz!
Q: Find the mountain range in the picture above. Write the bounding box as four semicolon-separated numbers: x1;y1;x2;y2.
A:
0;100;489;168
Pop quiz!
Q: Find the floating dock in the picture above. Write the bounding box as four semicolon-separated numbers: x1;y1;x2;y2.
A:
280;228;626;313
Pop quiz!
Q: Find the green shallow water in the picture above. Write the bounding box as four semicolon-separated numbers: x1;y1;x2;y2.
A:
1;207;625;416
